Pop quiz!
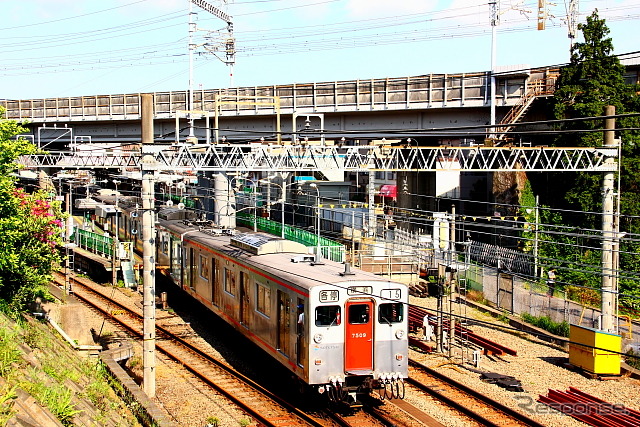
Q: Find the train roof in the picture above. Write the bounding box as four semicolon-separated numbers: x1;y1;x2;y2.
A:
160;218;404;292
157;207;198;221
230;233;308;255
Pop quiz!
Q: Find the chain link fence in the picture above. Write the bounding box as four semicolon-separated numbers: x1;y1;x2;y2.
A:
469;262;640;353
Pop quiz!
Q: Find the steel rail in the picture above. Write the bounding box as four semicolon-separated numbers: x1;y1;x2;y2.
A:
52;275;325;427
408;359;547;427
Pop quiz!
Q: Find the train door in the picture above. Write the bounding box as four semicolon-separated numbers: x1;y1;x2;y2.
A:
211;258;219;306
345;300;374;373
239;271;250;327
188;247;195;289
296;298;307;367
277;291;291;357
171;238;182;285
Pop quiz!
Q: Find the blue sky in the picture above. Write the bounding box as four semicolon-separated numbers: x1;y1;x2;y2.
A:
2;0;639;100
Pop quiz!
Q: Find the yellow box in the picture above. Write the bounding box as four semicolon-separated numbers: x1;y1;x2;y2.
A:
569;324;621;375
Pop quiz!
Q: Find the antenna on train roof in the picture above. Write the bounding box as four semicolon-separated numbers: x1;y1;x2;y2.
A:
340;262;355;276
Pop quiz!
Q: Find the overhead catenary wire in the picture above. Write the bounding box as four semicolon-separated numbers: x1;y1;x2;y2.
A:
146;178;640;285
3;1;640;82
65;172;639;301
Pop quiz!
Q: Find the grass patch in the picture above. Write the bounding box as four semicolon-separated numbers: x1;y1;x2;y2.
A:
496;314;510;323
21;380;81;425
625;349;640;370
521;312;570;337
0;385;17;424
0;329;22;377
467;290;490;305
0;312;139;426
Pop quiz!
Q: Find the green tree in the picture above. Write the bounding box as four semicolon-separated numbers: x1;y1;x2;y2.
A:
0;107;64;313
549;10;640;309
553;10;630;146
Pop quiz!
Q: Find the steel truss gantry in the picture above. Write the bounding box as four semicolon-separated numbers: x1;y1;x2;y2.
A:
20;144;618;172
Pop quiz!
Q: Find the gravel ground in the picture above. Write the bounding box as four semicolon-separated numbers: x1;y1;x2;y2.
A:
66;279;640;427
408;295;640;427
67;281;255;427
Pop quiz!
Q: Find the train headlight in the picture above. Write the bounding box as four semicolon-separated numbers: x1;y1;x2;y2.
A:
395;329;405;339
313;333;324;343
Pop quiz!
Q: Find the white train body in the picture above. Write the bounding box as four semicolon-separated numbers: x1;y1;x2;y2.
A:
97;200;408;405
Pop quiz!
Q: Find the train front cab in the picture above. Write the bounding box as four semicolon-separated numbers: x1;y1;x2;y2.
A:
309;283;408;407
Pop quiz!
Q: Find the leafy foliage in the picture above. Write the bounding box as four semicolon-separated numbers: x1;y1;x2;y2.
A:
543;10;640;308
0;107;64;312
519;181;602;290
553;11;629;144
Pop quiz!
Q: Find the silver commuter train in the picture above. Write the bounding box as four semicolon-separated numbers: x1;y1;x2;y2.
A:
97;198;408;406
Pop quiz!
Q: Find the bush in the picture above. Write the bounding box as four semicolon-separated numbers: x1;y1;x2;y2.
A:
521;312;570;337
467;290;489;305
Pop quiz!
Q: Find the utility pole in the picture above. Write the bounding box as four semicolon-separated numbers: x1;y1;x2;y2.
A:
187;0;235;138
601;105;617;333
64;186;73;298
141;93;157;397
489;0;499;140
537;0;547;30
534;195;539;278
567;0;579;49
368;170;376;239
448;204;456;359
188;0;196;139
112;180;121;288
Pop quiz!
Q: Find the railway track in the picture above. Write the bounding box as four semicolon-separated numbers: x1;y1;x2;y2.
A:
51;273;429;427
51;272;549;427
408;359;546;427
51;273;328;427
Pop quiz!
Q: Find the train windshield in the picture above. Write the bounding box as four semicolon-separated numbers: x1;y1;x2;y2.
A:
348;304;370;324
378;302;403;324
315;306;341;326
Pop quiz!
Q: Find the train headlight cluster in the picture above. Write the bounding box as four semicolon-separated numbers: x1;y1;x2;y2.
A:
395;329;405;339
313;333;324;343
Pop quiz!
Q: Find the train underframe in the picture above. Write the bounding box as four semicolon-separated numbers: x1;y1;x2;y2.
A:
314;375;405;408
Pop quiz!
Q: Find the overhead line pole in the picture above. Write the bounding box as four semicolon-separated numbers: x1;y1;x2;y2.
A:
188;0;195;140
141;93;157;397
601;105;617;333
489;0;499;140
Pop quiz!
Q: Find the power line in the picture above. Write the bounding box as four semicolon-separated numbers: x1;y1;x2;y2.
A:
0;0;153;31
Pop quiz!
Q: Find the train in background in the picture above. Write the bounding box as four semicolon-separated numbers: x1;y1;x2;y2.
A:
93;194;408;407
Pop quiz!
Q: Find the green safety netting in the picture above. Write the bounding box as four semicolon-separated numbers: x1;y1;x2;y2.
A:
237;213;345;262
71;214;346;263
72;227;114;257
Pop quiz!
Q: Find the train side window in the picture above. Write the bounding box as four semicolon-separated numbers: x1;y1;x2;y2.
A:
256;282;271;317
378;302;403;324
199;255;209;280
157;233;166;255
315;306;341;326
224;267;236;296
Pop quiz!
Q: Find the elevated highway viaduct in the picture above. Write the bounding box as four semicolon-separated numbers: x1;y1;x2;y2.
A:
3;67;561;148
4;63;634;235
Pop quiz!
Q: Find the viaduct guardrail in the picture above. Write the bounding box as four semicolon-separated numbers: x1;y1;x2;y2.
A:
2;68;558;123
